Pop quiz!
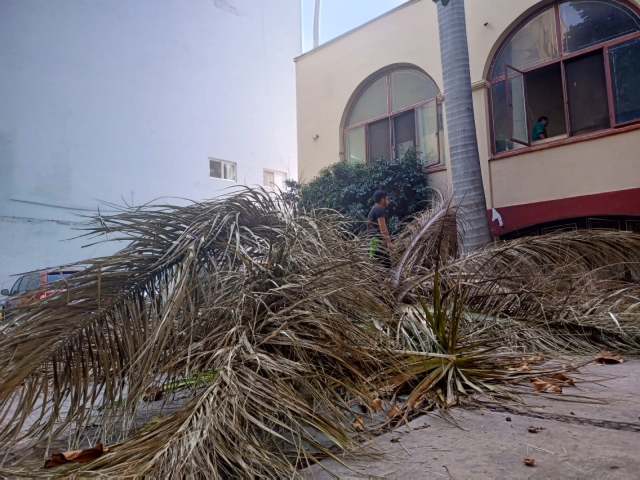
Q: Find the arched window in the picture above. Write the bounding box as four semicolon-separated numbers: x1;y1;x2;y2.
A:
344;68;445;166
489;0;640;154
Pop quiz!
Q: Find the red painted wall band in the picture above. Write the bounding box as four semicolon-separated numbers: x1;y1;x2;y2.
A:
488;187;640;236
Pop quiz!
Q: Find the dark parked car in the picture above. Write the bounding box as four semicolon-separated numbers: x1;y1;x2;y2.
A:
1;269;81;319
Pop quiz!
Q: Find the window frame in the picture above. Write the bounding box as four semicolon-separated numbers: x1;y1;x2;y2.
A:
505;64;531;147
343;67;444;168
209;158;237;182
488;0;640;157
263;169;288;189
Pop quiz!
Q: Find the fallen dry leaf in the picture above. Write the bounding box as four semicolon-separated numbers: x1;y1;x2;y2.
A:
352;415;365;432
44;443;109;468
531;378;548;391
508;363;531;372
523;457;535;466
387;405;400;418
413;423;431;430
530;377;563;393
551;373;575;386
371;398;383;412
594;350;624;364
143;385;163;402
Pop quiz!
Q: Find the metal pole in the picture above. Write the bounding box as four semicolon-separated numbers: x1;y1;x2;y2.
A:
313;0;321;48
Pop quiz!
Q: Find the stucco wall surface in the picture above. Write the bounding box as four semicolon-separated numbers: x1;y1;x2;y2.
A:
295;0;640;211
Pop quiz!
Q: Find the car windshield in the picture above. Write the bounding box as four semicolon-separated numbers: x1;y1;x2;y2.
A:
46;272;76;283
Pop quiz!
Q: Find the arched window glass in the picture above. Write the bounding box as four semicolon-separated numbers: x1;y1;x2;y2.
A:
560;0;640;53
491;8;558;79
344;68;444;166
347;76;388;127
390;70;439;111
488;0;640;154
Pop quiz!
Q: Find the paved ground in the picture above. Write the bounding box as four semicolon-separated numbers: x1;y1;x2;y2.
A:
303;360;640;479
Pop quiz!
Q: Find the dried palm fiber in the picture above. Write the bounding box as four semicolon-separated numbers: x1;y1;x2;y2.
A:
389;190;462;292
382;208;640;417
393;199;640;353
0;188;400;478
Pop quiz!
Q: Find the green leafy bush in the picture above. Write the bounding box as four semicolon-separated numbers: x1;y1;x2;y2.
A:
290;148;431;234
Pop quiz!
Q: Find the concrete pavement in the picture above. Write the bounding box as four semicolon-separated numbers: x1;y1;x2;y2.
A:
303;360;640;479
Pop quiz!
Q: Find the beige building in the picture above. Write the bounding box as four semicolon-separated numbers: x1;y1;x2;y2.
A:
295;0;640;237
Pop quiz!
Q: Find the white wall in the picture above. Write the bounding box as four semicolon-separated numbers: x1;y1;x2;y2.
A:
0;0;301;291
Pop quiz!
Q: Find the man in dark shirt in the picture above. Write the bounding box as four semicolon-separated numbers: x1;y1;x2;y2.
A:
368;190;393;268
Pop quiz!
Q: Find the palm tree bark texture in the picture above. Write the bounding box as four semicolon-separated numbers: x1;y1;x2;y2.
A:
436;0;493;252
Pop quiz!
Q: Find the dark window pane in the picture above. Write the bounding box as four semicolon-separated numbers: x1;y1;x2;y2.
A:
560;0;640;53
11;277;25;295
368;118;391;161
19;275;33;292
588;217;621;230
609;37;640;124
627;220;640;233
542;223;578;234
209;160;222;178
565;50;610;136
491;81;513;153
46;272;74;283
525;63;567;138
26;274;40;290
393;110;416;159
492;8;558;79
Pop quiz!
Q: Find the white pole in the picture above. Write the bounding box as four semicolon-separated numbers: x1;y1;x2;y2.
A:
313;0;321;48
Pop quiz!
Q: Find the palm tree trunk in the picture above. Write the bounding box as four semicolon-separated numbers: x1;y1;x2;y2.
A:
437;0;492;253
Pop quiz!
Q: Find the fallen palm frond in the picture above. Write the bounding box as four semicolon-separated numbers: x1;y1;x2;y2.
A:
389;190;461;292
381;198;640;417
0;188;400;477
393;199;640;353
1;187;640;477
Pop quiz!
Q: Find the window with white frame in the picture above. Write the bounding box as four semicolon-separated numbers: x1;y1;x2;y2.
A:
263;170;287;189
209;158;236;181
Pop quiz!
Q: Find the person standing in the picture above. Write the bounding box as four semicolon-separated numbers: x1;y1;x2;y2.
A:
368;190;393;268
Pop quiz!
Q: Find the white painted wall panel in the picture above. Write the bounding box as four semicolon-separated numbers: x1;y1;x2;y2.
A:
0;0;300;292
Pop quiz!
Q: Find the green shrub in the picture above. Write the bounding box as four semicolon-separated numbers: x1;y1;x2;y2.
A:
289;148;431;234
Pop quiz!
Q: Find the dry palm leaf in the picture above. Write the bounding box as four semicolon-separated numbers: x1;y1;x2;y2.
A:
0;188;399;478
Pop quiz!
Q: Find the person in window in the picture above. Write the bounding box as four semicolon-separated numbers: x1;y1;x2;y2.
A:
531;116;549;141
368;190;393;269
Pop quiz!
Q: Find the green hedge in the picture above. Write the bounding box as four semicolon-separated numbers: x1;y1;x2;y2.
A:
289;149;431;234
